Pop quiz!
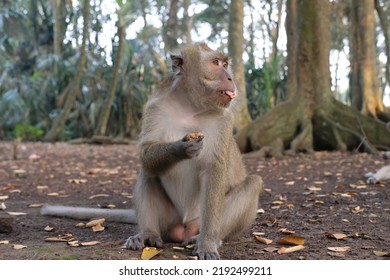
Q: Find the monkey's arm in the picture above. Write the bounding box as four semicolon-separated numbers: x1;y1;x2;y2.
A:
140;136;203;175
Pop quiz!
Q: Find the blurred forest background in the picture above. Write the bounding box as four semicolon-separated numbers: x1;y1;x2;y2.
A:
1;0;390;153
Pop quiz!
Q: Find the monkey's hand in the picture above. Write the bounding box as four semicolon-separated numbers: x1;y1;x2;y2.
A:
181;133;204;158
124;232;163;250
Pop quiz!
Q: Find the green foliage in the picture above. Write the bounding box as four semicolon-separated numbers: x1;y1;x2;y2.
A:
13;124;44;140
246;56;286;119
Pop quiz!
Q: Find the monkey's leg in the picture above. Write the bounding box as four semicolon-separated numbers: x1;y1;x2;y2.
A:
191;175;263;259
220;175;263;240
124;175;181;250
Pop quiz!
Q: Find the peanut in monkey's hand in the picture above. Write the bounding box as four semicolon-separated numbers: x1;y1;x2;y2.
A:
181;132;204;158
182;132;204;142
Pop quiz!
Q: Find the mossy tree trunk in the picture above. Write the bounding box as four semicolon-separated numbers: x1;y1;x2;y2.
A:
236;0;390;155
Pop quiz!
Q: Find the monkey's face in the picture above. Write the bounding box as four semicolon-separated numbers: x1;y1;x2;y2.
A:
170;43;237;109
199;53;237;109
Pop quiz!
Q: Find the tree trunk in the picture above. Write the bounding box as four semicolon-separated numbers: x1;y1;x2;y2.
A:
50;0;67;56
182;0;192;45
228;0;252;130
164;0;179;51
286;0;298;99
375;0;390;92
235;0;390;155
349;0;384;118
95;24;126;136
44;0;90;141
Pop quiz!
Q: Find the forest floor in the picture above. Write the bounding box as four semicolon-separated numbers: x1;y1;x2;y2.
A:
0;141;389;260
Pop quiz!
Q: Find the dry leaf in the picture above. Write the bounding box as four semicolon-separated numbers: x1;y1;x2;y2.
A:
80;241;100;246
7;211;27;216
86;218;105;227
277;245;305;254
252;232;265;236
350;184;367;189
254;236;273;245
141;247;161;260
272;200;284;205
0;240;10;244
185;244;195;249
277;235;305;245
279;228;295;235
45;237;70;242
36;185;49;190
0;195;9;200
173;246;185;251
92;224;105;232
44;226;55;232
9;189;21;194
0;202;6;210
328;246;350;252
306;186;322;191
67;241;80;247
45;234;74;242
76;223;85;228
351;206;364;214
326;232;347;240
47;192;59;196
89;194;110;199
285;181;295;186
13;244;27;250
373;251;390;257
28;203;43;208
256;208;265;214
1;185;17;191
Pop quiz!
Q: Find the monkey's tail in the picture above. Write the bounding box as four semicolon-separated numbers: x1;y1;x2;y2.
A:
41;205;137;224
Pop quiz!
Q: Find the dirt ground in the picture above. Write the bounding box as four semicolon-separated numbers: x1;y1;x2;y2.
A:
0;141;389;260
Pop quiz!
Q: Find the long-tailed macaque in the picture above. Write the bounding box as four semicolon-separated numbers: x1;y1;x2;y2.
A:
41;43;263;260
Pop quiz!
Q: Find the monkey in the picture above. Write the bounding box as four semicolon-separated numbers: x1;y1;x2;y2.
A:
364;122;390;184
41;43;264;260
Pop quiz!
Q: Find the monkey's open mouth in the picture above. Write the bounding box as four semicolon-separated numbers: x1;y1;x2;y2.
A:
220;90;237;99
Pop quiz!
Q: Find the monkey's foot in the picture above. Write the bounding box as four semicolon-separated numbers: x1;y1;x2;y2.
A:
124;232;163;250
189;238;222;260
197;251;220;260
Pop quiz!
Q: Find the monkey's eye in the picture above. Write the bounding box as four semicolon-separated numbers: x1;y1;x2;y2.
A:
213;59;221;66
222;62;228;68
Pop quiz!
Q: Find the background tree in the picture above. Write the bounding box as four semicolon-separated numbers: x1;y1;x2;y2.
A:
44;0;90;141
228;0;251;129
375;0;390;96
94;1;135;138
235;0;390;154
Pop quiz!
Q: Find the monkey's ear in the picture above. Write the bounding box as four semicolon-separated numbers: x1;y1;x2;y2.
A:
170;53;184;75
